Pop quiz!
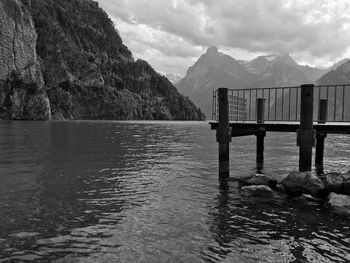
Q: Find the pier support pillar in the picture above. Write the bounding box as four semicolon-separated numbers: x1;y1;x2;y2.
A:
297;84;315;172
256;129;266;165
315;131;327;171
256;98;266;165
315;99;328;172
216;88;231;180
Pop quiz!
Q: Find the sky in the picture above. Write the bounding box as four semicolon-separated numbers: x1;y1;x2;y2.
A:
97;0;350;76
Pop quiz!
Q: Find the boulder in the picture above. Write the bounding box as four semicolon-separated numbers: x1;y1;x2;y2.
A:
290;194;322;207
344;179;350;195
281;171;324;196
324;172;344;193
246;174;277;188
326;192;350;217
275;183;286;193
323;172;350;195
241;185;276;198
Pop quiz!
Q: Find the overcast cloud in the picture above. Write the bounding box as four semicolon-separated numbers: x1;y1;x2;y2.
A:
97;0;350;75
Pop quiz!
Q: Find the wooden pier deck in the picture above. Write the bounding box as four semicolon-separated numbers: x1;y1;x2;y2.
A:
210;122;350;135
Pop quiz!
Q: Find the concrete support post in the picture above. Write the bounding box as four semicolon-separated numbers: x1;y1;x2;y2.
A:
315;99;328;171
216;88;231;180
298;84;315;172
256;98;266;165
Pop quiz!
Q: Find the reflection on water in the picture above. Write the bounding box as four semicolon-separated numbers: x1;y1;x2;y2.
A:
0;120;349;262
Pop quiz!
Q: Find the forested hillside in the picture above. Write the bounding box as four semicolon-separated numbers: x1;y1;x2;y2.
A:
6;0;204;120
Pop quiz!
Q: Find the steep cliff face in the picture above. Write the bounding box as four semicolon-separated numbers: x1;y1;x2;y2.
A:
0;0;51;120
24;0;204;120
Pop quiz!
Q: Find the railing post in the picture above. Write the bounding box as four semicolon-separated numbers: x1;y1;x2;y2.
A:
318;99;328;124
256;98;266;165
216;88;231;180
315;99;328;172
297;84;315;172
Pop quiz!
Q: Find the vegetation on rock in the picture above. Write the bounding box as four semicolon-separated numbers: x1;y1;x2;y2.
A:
23;0;204;120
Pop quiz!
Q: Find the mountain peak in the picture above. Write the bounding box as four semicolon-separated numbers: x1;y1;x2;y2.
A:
206;46;218;54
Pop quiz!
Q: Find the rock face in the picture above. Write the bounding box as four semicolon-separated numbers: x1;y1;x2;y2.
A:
282;171;325;196
0;0;51;120
326;192;350;217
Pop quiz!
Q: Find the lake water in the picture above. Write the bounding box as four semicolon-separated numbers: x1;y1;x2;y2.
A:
0;120;349;262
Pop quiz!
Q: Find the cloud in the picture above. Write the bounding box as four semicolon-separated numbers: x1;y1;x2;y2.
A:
97;0;350;73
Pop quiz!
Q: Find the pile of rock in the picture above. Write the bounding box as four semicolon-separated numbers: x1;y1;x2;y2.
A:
237;171;350;218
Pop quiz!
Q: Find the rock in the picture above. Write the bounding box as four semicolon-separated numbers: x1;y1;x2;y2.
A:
0;0;51;120
281;171;324;196
276;183;286;193
246;174;275;186
344;179;350;195
290;194;322;207
323;172;350;195
324;172;344;193
241;185;276;198
326;192;350;217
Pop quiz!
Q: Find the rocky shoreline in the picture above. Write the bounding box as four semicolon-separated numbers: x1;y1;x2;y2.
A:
233;171;350;218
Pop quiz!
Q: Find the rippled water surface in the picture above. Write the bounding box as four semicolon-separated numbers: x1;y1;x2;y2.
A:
0;120;349;262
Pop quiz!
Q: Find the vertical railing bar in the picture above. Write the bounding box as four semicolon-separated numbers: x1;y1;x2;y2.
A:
243;90;246;122
281;88;284;121
295;87;299;121
342;85;345;121
288;87;291;121
249;89;252;121
228;89;234;121
319;86;322;122
214;90;216;120
334;86;337;121
212;90;215;120
268;88;271;120
326;86;329;121
255;89;258;120
262;89;265;121
275;88;277;121
237;90;239;122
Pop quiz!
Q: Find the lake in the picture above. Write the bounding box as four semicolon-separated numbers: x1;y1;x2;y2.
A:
0;120;349;262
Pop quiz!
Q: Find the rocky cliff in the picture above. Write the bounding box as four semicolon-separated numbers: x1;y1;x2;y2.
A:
0;0;51;120
0;0;204;120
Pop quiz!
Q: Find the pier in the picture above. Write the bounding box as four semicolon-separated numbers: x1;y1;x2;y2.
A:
210;84;350;180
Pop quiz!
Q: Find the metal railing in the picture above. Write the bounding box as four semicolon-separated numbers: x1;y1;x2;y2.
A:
212;84;350;123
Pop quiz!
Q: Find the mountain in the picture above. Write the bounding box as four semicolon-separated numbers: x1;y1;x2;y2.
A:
246;54;310;88
316;60;350;121
268;58;350;121
328;58;349;72
297;65;327;82
317;60;350;85
177;46;256;118
246;54;327;84
166;73;182;85
0;0;204;120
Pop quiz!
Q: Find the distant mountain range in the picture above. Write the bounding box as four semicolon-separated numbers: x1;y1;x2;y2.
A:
165;73;182;85
176;46;349;118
